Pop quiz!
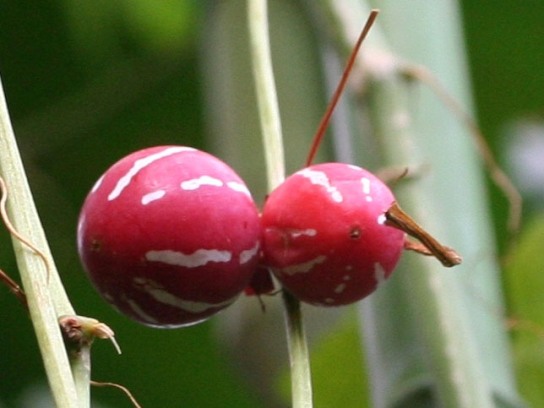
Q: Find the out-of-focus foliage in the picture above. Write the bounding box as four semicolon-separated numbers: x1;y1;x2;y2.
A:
462;3;544;406
277;314;369;408
461;1;544;245
505;216;544;407
0;1;261;407
0;0;543;407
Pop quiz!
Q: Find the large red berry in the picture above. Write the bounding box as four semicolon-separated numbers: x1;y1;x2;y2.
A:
77;146;261;328
261;162;405;306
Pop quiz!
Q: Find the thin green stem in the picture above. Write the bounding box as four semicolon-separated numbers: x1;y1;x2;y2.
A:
71;347;92;405
247;0;285;191
247;1;313;407
282;291;313;408
0;77;87;407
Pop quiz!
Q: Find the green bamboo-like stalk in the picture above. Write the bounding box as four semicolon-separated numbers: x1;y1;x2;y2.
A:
0;78;89;407
246;0;285;190
314;0;523;406
247;1;313;407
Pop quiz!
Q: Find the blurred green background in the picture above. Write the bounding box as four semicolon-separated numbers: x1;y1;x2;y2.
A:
0;0;543;407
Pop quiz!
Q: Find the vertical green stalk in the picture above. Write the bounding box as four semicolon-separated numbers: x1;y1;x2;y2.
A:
246;0;285;190
247;0;313;407
0;78;88;407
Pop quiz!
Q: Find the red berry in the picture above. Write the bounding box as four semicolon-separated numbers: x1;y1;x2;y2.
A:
261;162;405;306
77;146;262;328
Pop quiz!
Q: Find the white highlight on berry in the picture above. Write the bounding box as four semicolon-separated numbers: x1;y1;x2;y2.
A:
361;177;373;202
77;214;86;240
181;175;223;190
102;291;114;302
377;214;387;225
146;248;232;268
108;146;193;201
125;297;160;325
177;177;251;197
361;177;371;194
374;262;387;286
298;168;343;203
290;228;318;239
133;277;237;313
239;241;260;264
334;283;347;294
91;174;105;193
141;189;166;205
227;181;252;197
278;255;327;276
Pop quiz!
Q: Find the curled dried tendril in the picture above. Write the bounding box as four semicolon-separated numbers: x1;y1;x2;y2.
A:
400;63;522;239
358;53;522;251
0;176;52;281
91;380;142;408
375;163;432;187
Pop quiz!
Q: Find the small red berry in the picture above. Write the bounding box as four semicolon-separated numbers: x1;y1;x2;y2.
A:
261;162;405;306
77;146;262;328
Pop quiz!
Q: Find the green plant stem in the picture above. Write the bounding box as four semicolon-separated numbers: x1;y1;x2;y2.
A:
247;0;285;191
247;1;313;407
0;78;88;407
71;347;92;405
282;290;313;408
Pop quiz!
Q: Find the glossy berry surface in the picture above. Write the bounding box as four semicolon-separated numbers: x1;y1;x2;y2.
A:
77;146;261;328
261;162;405;306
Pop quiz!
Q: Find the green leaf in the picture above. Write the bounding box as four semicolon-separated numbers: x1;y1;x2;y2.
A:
276;313;369;408
505;214;544;407
311;314;369;408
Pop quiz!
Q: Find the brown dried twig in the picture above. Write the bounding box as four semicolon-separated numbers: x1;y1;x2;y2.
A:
401;64;523;237
0;267;27;307
91;381;142;408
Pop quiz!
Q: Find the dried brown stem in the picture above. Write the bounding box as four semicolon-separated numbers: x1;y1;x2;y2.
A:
401;64;522;237
305;9;379;167
385;202;462;267
91;381;142;408
0;267;27;307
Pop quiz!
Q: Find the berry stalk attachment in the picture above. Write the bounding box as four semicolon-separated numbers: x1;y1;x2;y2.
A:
385;202;462;267
261;162;461;307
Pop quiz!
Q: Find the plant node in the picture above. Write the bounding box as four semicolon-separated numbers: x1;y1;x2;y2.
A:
59;315;121;355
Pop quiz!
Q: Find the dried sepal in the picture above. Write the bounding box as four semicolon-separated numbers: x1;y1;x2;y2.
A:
59;315;120;354
385;201;462;267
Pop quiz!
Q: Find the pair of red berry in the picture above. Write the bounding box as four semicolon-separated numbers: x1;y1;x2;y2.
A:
77;145;405;328
77;12;462;328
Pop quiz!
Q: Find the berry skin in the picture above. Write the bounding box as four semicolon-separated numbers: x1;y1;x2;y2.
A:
261;162;405;306
77;146;262;328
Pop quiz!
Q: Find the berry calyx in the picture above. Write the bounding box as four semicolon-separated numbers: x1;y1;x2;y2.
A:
261;162;405;306
77;146;262;328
